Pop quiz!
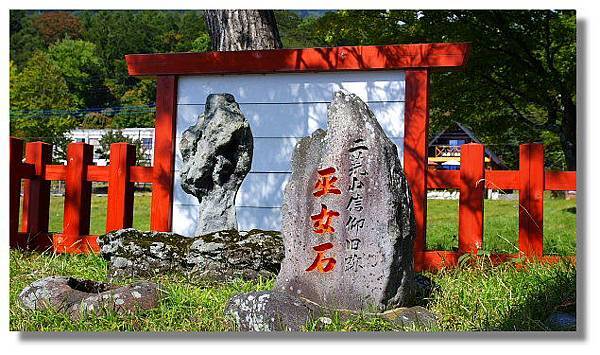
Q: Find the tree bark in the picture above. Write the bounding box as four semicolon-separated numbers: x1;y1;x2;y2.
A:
204;10;282;51
561;97;577;170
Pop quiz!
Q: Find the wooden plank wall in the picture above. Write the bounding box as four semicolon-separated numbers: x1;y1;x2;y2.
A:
173;71;407;235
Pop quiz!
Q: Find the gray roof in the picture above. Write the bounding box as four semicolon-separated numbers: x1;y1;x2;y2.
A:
429;122;508;169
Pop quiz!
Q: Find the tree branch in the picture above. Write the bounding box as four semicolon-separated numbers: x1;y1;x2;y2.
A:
479;73;544;107
493;83;560;134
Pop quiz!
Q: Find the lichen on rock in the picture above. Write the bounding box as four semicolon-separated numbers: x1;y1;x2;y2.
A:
18;276;160;320
98;228;284;281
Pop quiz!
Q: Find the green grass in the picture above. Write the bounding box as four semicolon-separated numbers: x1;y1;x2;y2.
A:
426;194;576;255
9;250;575;331
11;193;576;331
48;192;152;234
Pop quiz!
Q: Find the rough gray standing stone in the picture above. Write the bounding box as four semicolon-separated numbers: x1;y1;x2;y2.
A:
275;90;417;312
18;276;160;320
180;93;253;236
225;91;420;331
98;228;283;280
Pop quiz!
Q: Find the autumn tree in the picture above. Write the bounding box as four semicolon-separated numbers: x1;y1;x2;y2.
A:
32;11;83;45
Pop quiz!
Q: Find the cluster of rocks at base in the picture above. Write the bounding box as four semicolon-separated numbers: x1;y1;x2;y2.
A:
98;228;284;281
225;290;437;331
18;276;159;320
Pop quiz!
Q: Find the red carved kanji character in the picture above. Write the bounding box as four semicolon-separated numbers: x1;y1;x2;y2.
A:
305;242;336;273
313;167;341;197
311;204;340;234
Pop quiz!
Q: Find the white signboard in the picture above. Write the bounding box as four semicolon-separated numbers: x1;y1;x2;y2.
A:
173;71;406;235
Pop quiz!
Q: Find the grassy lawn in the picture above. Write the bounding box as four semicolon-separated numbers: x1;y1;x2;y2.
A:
11;193;576;331
9;250;575;331
47;192;153;234
427;194;576;255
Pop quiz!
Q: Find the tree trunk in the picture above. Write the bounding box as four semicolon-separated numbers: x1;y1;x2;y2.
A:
204;10;282;51
561;97;577;170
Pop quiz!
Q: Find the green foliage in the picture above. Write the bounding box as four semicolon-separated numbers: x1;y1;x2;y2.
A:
9;10;210;143
10;52;78;161
9;9;576;168
190;33;211;52
275;11;321;48
80;112;111;129
10;11;46;68
417;10;577;169
95;130;148;165
47;39;112;107
78;10;207;76
108;80;156;128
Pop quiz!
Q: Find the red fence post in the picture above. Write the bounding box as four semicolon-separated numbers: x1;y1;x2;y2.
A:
404;70;430;270
519;143;544;258
151;75;177;231
20;142;52;250
106;143;136;232
10;138;24;249
58;143;93;253
458;143;485;253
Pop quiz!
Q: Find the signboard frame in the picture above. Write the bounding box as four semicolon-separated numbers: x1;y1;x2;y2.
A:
125;42;471;259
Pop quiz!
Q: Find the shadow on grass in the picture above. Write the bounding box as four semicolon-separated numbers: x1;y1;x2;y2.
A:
563;206;576;214
490;262;576;331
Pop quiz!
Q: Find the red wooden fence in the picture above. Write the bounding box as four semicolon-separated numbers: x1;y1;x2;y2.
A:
9;139;154;253
9;138;576;270
417;143;576;271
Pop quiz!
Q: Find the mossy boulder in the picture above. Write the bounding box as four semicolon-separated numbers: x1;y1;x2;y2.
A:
98;228;283;280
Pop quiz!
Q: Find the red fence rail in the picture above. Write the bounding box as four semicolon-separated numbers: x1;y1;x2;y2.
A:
417;142;576;271
9;138;576;270
9;138;154;253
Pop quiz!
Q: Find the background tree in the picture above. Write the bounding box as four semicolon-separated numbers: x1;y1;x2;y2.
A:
10;52;78;162
10;11;46;67
301;10;576;169
47;39;112;108
32;11;83;45
95;130;148;166
109;79;157;129
417;10;577;170
274;11;321;48
204;10;282;51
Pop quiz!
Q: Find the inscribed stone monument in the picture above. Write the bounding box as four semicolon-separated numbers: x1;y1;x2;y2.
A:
226;90;419;331
275;90;417;311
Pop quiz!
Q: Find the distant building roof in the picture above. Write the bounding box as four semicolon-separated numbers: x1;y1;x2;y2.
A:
429;122;508;169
